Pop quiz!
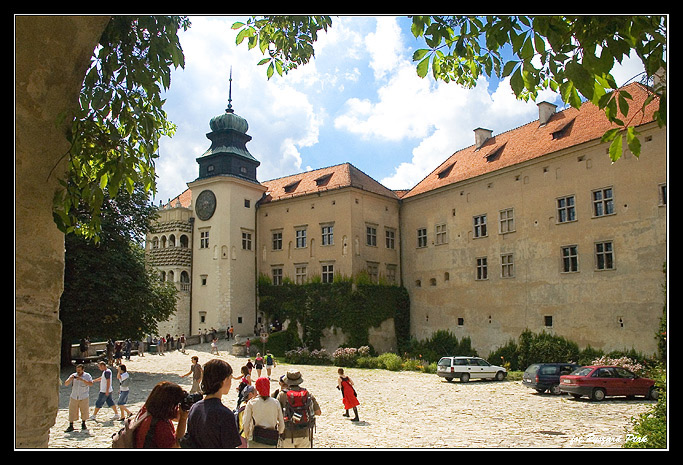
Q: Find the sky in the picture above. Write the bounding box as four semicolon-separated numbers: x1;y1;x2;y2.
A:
153;15;645;205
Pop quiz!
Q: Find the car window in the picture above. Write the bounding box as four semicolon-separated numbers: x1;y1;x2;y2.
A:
475;359;490;366
539;366;559;375
559;365;575;375
572;367;593;376
614;367;635;378
437;358;452;367
524;364;540;374
594;368;615;378
454;359;468;366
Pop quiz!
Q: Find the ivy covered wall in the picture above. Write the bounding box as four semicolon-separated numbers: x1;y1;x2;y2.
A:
257;273;410;353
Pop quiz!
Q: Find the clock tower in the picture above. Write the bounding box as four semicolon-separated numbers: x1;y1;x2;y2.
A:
187;71;267;338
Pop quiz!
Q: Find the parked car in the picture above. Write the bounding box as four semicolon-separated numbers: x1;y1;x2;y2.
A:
437;356;507;382
559;365;659;401
522;363;582;395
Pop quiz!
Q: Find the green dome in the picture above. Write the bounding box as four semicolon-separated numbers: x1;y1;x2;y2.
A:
209;109;249;134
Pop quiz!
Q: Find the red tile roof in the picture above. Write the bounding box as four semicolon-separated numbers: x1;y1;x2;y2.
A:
402;83;661;199
259;162;399;203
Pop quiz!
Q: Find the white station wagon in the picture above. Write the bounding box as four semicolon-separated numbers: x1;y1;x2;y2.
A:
437;356;507;382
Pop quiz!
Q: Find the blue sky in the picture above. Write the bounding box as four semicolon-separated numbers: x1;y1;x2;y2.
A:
154;15;645;204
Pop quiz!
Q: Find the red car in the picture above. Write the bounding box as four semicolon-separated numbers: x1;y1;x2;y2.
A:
559;365;659;401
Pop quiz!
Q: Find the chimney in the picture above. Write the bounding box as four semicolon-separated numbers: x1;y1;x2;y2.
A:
474;128;492;150
537;101;557;126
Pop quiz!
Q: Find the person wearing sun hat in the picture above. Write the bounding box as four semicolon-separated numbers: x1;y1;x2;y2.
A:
276;370;322;448
243;377;285;448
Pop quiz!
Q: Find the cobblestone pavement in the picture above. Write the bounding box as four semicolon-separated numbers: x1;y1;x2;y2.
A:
44;341;654;450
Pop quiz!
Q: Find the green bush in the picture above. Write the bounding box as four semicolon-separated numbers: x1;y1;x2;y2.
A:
377;352;403;371
405;330;477;364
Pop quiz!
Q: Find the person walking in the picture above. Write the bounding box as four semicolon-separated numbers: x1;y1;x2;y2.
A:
184;359;242;448
277;369;321;448
181;356;203;394
337;368;360;421
89;361;120;421
179;334;186;354
254;352;264;378
265;351;276;379
235;385;257;447
64;364;93;431
243;377;285;448
117;364;133;420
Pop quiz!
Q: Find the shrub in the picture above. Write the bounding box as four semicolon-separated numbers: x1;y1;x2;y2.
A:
377;352;403;371
284;347;331;365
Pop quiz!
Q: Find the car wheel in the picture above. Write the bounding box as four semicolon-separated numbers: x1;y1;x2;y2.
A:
647;387;659;400
460;373;470;383
549;384;562;395
591;388;606;401
494;371;506;381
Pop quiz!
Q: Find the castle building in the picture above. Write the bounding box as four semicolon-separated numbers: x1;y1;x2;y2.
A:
147;81;666;356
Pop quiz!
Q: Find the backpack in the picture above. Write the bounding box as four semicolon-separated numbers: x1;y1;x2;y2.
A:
111;411;148;449
283;388;314;430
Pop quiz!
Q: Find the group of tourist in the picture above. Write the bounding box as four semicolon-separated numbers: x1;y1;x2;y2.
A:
63;353;361;448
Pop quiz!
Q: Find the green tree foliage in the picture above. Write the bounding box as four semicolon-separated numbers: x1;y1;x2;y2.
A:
59;186;178;366
237;15;666;162
410;15;666;161
54;16;190;240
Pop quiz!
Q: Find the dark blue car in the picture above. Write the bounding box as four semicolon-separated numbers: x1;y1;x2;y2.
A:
522;363;581;395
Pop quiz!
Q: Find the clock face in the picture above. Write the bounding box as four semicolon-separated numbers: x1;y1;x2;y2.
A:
195;189;216;221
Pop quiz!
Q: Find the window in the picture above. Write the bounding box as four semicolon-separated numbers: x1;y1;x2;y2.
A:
241;231;252;250
272;231;283;250
561;245;579;273
295;265;307;284
557;195;576;223
659;183;667;206
385;229;396;249
272;268;283;286
457;318;464;326
595;241;614;270
366;226;377;246
244;199;251;208
544;315;553;327
321;225;334;246
386;265;397;284
435;223;447;245
476;257;488;280
295;228;307;248
366;262;379;283
200;230;209;249
322;264;334;283
473;215;487;238
499;208;515;234
592;187;614;217
417;228;427;248
501;253;514;278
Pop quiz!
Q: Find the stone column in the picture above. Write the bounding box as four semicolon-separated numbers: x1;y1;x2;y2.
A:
15;15;110;448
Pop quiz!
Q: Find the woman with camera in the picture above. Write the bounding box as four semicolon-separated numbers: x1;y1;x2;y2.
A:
184;358;242;448
134;381;189;448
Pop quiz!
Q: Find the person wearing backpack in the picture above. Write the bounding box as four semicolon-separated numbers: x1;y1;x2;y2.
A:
276;369;321;448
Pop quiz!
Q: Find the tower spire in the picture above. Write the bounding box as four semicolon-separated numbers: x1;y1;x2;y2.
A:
226;66;234;113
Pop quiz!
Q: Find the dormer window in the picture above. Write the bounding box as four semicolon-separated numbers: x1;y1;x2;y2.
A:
284;180;300;193
437;162;455;179
315;173;333;187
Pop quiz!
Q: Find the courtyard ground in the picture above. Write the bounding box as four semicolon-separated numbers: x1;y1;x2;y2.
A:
46;338;654;450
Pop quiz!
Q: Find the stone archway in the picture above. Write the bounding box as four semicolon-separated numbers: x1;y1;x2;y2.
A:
15;15;110;448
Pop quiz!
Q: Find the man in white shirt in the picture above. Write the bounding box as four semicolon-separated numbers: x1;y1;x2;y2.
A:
89;362;120;421
64;364;93;431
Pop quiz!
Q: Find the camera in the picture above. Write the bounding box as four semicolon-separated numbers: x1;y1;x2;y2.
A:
180;392;203;411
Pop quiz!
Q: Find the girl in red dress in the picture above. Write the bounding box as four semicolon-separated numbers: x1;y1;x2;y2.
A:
337;368;360;422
